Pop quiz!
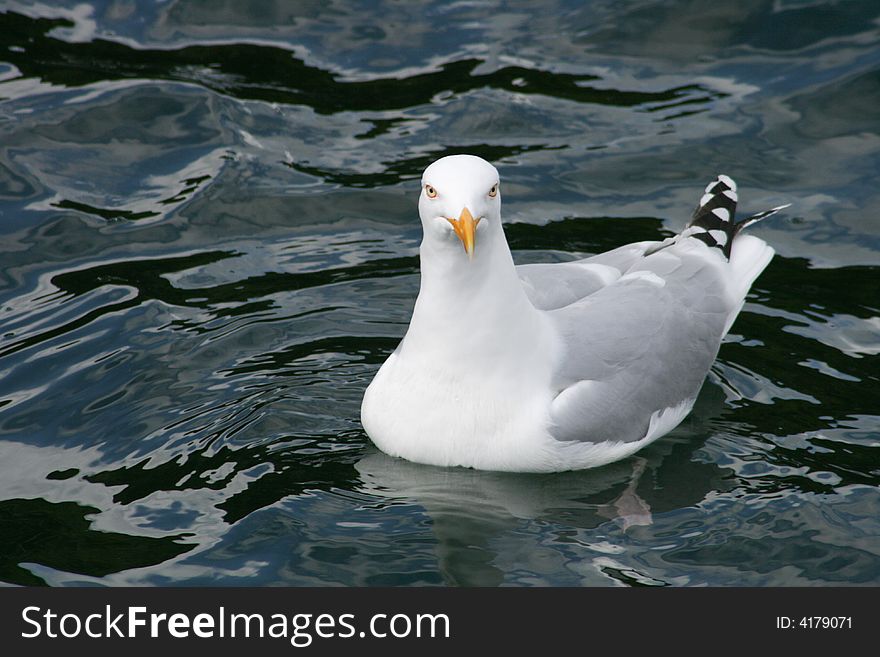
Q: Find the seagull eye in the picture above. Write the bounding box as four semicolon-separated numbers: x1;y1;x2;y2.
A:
488;183;498;198
425;185;438;199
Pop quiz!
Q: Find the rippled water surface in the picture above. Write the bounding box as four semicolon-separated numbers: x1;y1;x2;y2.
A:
1;1;879;586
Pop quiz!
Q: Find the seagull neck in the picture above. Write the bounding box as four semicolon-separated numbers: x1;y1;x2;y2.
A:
407;236;541;352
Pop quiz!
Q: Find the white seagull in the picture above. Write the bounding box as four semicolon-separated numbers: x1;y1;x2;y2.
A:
361;155;788;472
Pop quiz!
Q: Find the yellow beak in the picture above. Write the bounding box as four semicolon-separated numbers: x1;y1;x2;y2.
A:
446;207;479;258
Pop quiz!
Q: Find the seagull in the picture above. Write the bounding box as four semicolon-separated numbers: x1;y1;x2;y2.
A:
361;154;789;472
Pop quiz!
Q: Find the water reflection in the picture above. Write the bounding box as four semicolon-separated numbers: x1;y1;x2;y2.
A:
355;382;736;586
0;497;192;586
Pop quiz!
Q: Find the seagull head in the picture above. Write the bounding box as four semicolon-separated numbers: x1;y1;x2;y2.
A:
418;154;501;260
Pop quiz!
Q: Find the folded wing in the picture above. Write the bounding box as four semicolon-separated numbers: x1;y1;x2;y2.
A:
545;239;734;444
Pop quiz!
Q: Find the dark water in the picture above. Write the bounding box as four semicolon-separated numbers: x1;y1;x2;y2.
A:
1;0;878;587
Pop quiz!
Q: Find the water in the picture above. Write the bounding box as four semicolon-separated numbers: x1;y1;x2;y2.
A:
0;0;878;587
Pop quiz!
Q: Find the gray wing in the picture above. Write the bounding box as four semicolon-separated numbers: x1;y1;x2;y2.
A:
546;242;734;444
516;241;655;310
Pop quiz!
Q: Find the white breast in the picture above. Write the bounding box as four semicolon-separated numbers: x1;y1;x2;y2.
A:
361;340;562;471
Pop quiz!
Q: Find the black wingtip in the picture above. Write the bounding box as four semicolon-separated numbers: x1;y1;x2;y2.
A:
735;203;792;231
688;176;788;260
688;175;739;258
